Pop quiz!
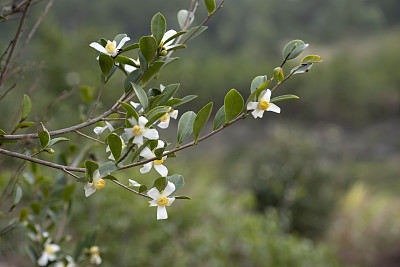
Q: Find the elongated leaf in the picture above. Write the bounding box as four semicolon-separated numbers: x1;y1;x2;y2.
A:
99;161;118;175
273;67;284;83
182;26;208;43
131;83;148;111
142;61;164;84
114;33;127;46
115;56;139;66
165;44;187;51
145;107;171;127
158;83;180;105
154;147;166;160
205;0;216;15
0;129;6;135
48;137;69;147
14;122;35;131
168;174;184;194
151;13;166;45
119;101;139;121
177;111;196;145
164;98;182;107
162;57;180;69
99;53;114;77
12;185;23;206
163;31;187;45
300;55;323;64
290;63;313;75
175;196;191;200
21;94;31;121
37;123;50;149
213;105;225;130
139;185;147;194
139;36;157;65
123;43;139;52
153;177;168;192
107;133;123;162
172;95;197;108
250;75;268;93
1;15;8;21
283;40;309;61
124;69;142;92
85;160;99;182
193;102;213;143
224;89;243;124
270;94;300;103
177;9;195;30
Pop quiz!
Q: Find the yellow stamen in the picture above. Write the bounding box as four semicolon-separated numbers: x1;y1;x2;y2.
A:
45;245;55;254
160;113;169;122
105;41;116;54
157;196;169;206
90;246;100;254
153;158;164;165
132;125;142;136
93;179;105;190
122;141;126;147
258;99;269;110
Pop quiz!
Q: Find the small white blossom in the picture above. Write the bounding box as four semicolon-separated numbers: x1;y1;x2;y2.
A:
84;170;106;197
89;246;102;265
94;121;114;136
139;140;168;177
124;116;159;145
148;181;176;220
161;30;178;50
246;89;280;118
129;179;141;187
124;58;140;74
157;109;178;129
38;241;60;266
54;256;76;267
89;36;130;57
129;101;144;113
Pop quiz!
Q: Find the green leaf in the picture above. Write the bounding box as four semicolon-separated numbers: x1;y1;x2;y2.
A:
142;61;164;84
154;147;165;160
139;36;157;65
138;51;148;72
177;111;196;145
177;9;195;29
48;137;69;147
283;40;309;61
99;53;114;77
80;86;95;102
162;57;180;69
85;160;99;182
290;63;313;75
103;175;118;181
114;55;139;66
182;26;208;43
205;0;216;15
119;101;139;121
165;44;186;51
163;31;187;45
114;33;127;46
12;185;23;206
107;133;123;162
175;196;191;200
21;94;31;121
37;123;50;149
193;102;213;144
19;208;29;222
213;105;225;130
123;43;139;52
168;174;184;194
300;55;323;64
0;129;5;135
124;69;142;92
99;161;118;175
172;95;197;108
158;83;180;105
224;89;244;124
0;15;8;21
131;83;149;112
146;106;171;127
153;177;168;192
273;67;284;83
29;202;42;215
271;94;300;103
14;122;35;131
138;185;147;194
151;12;166;45
250;75;268;93
163;98;182;107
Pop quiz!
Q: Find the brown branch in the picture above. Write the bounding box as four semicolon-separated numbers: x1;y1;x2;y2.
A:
74;130;105;144
88;80;107;120
111;180;151;199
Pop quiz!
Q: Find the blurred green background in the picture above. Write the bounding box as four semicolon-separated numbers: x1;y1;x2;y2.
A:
1;0;400;266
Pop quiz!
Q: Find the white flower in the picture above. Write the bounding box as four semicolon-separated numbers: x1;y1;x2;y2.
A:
246;89;280;118
129;101;144;113
84;170;106;197
124;116;159;145
139;140;168;177
94;121;114;136
124;58;140;74
54;256;76;267
89;36;130;57
161;30;177;50
106;135;127;161
129;179;141;187
148;181;176;220
157;109;178;129
37;242;60;266
89;246;102;265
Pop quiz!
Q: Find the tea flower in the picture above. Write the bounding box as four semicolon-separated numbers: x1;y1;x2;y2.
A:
130;101;144;113
89;246;102;265
129;179;141;187
139;140;168;177
84;170;106;197
124;116;159;145
246;89;280;118
54;256;76;267
148;181;176;220
89;36;130;57
38;241;60;266
94;121;114;136
161;30;177;50
157;109;178;129
124;58;140;74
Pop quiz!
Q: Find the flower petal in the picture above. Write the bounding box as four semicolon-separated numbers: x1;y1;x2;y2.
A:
163;181;175;196
84;183;96;197
247;102;258;111
89;43;108;54
133;134;144;145
116;37;131;49
129;179;141;187
157;120;170;129
267;103;281;113
147;187;161;200
37;253;49;266
105;121;115;132
251;109;260;119
167;197;175;206
94;125;107;136
154;164;168;177
157;140;165;148
170;110;179;119
264;89;272;101
149;199;158;206
143;128;159;140
125;64;137;74
138;116;148;127
140;162;153;174
140;147;154;159
128;117;138;126
162;30;177;44
157;205;168;220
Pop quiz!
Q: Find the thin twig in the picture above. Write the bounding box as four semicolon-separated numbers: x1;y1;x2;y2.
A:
88;80;107;120
74;130;106;144
111;180;151;199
